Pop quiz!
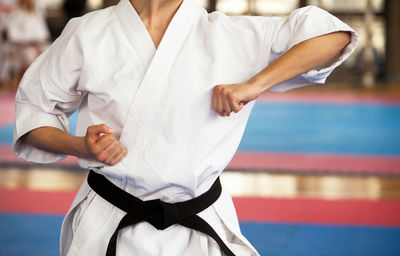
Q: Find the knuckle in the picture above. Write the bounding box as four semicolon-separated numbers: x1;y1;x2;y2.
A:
111;141;119;149
113;146;120;154
106;147;115;155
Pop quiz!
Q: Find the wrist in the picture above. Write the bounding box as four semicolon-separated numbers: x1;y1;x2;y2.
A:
246;75;268;95
68;135;92;159
80;136;94;159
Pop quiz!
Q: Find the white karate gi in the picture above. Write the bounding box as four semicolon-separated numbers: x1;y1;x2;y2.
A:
13;0;358;255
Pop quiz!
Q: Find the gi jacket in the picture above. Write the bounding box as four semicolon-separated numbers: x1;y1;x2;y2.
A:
13;0;358;255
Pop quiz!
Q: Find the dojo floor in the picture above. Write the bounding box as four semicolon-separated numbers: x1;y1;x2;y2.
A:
1;88;400;256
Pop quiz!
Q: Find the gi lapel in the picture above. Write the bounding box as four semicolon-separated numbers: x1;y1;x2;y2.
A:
116;0;156;68
117;0;198;162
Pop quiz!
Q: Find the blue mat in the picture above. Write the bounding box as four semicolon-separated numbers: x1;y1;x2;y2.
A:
240;102;400;155
1;214;400;256
0;124;13;145
0;214;61;256
241;222;400;256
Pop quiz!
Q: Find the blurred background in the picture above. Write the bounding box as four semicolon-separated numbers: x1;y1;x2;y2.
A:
0;0;399;255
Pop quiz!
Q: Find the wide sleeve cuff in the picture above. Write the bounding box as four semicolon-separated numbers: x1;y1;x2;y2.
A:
267;6;359;92
13;102;70;164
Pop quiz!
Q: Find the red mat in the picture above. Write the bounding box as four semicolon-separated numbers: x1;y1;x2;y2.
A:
0;94;15;126
1;188;400;227
229;151;400;175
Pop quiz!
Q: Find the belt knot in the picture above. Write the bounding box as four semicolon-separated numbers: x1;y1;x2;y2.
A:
144;199;180;230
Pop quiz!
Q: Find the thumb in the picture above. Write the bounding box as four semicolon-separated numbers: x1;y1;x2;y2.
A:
88;124;114;136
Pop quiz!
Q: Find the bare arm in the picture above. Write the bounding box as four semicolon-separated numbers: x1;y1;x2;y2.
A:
23;124;126;166
24;126;90;158
212;31;351;117
249;31;351;92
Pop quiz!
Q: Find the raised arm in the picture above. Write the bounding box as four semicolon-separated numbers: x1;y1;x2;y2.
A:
250;31;350;93
212;31;351;117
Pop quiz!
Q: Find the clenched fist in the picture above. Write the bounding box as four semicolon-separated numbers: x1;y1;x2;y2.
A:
212;81;261;117
84;124;127;166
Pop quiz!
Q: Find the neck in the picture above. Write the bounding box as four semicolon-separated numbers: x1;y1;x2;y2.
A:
129;0;183;29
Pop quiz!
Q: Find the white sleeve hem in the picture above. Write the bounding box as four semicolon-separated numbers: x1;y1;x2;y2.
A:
267;6;359;92
13;103;71;164
301;29;359;85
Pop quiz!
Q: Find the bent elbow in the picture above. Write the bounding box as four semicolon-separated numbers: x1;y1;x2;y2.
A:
336;31;351;49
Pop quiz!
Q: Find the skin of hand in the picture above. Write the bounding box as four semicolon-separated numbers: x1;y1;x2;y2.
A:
212;82;260;117
84;124;127;166
24;124;127;166
212;31;351;117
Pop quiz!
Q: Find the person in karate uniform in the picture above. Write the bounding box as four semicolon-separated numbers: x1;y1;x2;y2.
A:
2;0;49;90
13;0;358;255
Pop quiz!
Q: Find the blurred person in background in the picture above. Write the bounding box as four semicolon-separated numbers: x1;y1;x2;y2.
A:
0;0;49;92
0;0;15;90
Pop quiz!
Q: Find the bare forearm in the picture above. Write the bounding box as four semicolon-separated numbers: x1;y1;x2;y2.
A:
24;126;91;158
249;31;351;92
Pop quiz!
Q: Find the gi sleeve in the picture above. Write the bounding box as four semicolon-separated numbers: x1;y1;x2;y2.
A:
13;18;85;164
264;5;359;92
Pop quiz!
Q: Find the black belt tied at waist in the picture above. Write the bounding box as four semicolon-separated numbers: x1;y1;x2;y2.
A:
87;170;236;256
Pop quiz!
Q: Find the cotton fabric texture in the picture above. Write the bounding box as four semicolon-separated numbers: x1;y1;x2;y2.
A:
13;0;358;255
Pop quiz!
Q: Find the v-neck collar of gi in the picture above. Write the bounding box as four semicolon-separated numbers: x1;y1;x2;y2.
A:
115;0;198;157
116;0;195;66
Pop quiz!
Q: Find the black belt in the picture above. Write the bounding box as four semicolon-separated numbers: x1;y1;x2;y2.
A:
87;170;236;256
